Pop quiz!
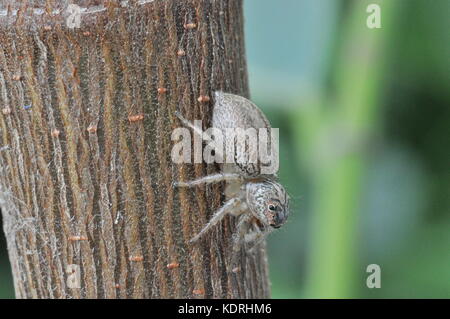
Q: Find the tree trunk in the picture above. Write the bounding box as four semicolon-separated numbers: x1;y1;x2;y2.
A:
0;0;270;298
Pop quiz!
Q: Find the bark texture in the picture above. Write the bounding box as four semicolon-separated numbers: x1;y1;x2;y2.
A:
0;0;270;298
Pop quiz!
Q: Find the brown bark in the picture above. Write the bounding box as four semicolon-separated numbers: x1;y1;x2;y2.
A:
0;0;270;298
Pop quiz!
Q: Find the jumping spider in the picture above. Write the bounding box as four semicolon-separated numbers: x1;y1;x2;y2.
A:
174;91;290;265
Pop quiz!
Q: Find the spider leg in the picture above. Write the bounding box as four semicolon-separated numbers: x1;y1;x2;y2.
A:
244;228;262;243
174;173;242;187
230;214;252;268
244;221;265;243
175;111;208;141
175;111;226;162
246;226;273;253
190;197;241;243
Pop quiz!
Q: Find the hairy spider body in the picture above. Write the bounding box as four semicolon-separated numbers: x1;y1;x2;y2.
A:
174;91;290;266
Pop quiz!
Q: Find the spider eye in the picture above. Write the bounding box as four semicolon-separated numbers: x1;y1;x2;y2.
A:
268;204;276;211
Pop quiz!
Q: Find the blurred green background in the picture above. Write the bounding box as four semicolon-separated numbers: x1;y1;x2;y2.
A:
0;0;449;298
245;0;449;298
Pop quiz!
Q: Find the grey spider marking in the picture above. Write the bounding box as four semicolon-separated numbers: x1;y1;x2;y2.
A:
174;91;290;270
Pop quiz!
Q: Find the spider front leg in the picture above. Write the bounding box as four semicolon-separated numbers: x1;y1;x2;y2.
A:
174;173;242;187
174;111;206;140
245;226;273;254
230;214;252;269
190;197;242;243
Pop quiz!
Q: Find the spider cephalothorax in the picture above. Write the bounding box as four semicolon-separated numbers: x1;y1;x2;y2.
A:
246;179;289;229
